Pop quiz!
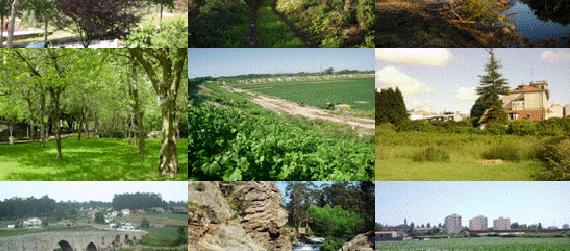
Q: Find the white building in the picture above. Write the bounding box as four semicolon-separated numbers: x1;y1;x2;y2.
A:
469;215;488;231
408;110;465;122
23;217;42;229
121;209;130;215
7;225;15;229
444;213;462;234
118;222;135;230
549;102;565;118
493;217;511;231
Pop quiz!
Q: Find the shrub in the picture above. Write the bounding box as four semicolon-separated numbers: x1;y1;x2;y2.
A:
457;0;503;25
307;205;364;240
538;136;570;180
398;120;436;132
536;117;570;136
125;18;188;48
412;146;450;162
481;145;521;161
509;121;537;136
484;122;508;135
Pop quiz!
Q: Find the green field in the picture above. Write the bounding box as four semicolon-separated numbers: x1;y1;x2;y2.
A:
116;213;187;226
229;76;375;115
0;138;188;180
376;130;546;180
376;237;570;250
141;225;187;247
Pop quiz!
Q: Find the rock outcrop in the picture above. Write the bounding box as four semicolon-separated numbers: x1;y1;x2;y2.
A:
338;232;374;251
189;182;292;251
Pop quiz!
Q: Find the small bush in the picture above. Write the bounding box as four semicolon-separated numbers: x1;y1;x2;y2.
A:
398;120;436;132
538;136;570;180
412;146;450;162
484;122;508;135
536;117;570;136
509;121;537;136
481;145;521;161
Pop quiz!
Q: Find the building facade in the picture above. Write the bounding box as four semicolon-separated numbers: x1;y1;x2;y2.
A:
469;215;488;231
501;81;549;122
23;217;42;229
493;217;511;230
444;213;462;234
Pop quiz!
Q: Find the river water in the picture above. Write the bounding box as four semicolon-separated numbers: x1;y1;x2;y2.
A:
502;0;570;42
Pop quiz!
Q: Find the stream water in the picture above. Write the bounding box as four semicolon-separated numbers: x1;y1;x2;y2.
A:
502;0;570;42
292;243;321;251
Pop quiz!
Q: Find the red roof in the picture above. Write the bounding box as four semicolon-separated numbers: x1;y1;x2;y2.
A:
510;85;542;93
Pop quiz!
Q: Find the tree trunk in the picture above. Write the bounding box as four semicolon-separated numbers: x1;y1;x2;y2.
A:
49;87;63;160
1;16;4;48
39;92;46;147
43;17;48;47
78;113;82;141
159;4;163;31
159;98;178;177
132;63;145;156
9;123;14;145
6;0;20;48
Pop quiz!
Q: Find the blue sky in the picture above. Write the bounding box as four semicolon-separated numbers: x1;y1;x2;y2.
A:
0;182;187;202
375;48;570;114
188;48;374;78
376;182;570;228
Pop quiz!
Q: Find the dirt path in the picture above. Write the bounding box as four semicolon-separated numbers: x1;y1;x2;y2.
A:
270;0;318;47
225;86;375;131
245;2;261;47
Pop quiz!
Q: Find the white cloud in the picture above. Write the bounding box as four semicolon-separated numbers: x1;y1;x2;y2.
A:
376;48;452;65
376;66;433;96
455;86;477;102
541;49;570;62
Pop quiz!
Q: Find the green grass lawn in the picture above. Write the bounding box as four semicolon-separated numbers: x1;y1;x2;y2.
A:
230;77;375;115
0;137;187;180
257;0;305;47
376;237;570;250
376;131;546;180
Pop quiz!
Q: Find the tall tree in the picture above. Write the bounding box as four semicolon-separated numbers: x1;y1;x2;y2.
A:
6;0;19;47
376;87;408;125
147;0;174;30
129;48;187;177
470;49;510;125
21;0;58;46
58;0;141;48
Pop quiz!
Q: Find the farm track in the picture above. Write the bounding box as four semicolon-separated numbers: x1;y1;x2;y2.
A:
225;85;375;131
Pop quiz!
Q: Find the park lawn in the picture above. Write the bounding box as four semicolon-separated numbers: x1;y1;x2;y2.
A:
376;131;546;181
376;237;570;250
0;137;187;181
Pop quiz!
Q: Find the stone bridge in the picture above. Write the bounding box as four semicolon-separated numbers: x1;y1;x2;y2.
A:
0;230;146;251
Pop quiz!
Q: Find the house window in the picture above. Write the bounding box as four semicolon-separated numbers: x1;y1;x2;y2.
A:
509;113;518;121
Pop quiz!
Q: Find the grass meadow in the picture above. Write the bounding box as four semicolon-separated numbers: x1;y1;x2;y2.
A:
0;138;188;181
375;129;547;180
230;76;375;115
376;237;570;250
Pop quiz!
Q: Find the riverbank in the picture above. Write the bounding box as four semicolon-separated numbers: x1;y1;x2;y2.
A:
376;0;570;47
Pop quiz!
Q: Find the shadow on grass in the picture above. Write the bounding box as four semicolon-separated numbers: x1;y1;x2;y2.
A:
0;137;188;181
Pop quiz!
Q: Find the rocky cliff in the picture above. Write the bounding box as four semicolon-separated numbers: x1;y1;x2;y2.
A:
189;182;292;251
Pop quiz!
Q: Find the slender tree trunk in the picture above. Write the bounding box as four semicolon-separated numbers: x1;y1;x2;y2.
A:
131;63;145;156
159;98;178;177
6;0;20;48
24;98;35;141
9;123;14;145
43;17;48;47
49;87;63;160
1;16;4;48
78;113;82;141
159;4;163;31
39;92;46;147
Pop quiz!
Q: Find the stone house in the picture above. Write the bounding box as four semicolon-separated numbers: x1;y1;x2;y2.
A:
501;81;549;122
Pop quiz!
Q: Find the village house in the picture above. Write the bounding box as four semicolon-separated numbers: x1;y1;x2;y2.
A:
23;217;42;229
501;81;550;122
408;109;465;122
121;208;130;215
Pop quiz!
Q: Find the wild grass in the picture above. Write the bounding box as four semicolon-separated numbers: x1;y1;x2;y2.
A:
376;237;570;250
376;130;546;180
257;0;304;47
0;137;188;180
140;225;187;247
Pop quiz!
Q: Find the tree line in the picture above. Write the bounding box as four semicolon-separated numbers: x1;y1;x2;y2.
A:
112;192;165;210
0;48;188;177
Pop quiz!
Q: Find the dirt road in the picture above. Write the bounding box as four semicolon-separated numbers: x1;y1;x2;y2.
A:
225;86;375;131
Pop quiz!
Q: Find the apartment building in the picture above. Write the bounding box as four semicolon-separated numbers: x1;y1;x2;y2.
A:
493;217;511;230
444;213;462;234
469;215;488;231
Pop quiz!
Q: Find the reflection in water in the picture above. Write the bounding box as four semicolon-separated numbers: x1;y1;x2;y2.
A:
503;0;570;41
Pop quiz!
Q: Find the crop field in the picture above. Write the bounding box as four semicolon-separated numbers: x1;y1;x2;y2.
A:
376;130;546;181
189;82;374;181
229;76;374;115
376;237;570;250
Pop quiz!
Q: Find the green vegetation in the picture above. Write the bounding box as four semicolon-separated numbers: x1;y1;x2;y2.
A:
257;0;304;47
141;226;188;247
229;76;374;114
309;205;364;251
481;144;522;161
412;146;450;162
376;129;545;181
375;87;408;125
189;82;373;181
117;213;188;226
538;135;570;180
0;138;188;180
377;237;570;250
276;0;374;47
188;0;249;47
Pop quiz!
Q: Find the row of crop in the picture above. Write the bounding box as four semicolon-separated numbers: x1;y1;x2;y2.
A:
188;83;374;181
275;0;375;47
